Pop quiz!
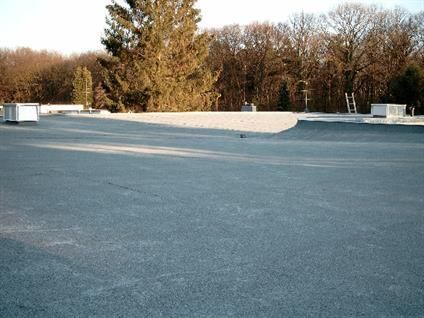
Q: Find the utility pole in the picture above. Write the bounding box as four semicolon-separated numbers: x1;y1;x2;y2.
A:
243;64;247;103
301;87;310;113
85;77;88;109
298;80;310;113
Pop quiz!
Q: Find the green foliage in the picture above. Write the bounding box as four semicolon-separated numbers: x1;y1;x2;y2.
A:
100;0;218;112
390;63;424;113
277;81;291;111
72;66;93;108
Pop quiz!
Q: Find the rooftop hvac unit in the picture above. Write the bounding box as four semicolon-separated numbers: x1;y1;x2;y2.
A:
3;103;40;122
241;102;257;112
371;104;406;118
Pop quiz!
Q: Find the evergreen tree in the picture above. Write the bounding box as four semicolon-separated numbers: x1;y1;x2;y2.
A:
100;0;218;112
390;63;424;114
93;82;112;109
72;66;93;108
277;81;291;111
72;66;84;105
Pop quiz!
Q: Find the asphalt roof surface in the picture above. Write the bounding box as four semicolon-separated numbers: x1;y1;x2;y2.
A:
1;116;423;317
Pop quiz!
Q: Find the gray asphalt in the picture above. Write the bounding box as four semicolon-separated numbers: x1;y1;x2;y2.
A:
1;116;423;317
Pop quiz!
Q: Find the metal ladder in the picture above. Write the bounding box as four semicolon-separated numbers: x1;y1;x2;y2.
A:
345;93;357;114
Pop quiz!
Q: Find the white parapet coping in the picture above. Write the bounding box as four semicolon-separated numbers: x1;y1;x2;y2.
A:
371;104;406;118
297;112;424;125
40;105;111;115
40;104;84;114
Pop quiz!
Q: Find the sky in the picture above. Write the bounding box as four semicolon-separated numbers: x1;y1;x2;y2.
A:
0;0;422;55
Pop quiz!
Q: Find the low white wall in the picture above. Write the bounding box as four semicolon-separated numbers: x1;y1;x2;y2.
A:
40;104;84;114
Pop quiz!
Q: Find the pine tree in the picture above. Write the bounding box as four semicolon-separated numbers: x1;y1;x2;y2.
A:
72;66;84;105
100;0;218;112
93;82;112;109
390;63;424;114
277;81;291;111
72;66;93;108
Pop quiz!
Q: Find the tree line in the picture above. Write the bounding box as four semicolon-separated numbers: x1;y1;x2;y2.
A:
0;48;105;106
208;4;424;113
0;2;423;113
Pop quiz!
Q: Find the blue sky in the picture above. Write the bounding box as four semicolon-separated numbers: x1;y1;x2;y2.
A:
0;0;422;55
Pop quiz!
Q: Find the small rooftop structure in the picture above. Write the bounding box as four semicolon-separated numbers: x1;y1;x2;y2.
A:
241;102;257;112
371;104;406;118
3;103;40;122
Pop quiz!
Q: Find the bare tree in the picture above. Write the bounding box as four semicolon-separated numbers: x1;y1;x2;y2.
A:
325;4;380;96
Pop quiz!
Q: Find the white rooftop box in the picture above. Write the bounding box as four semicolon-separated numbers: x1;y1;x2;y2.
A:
3;103;40;122
371;104;406;118
241;103;257;112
